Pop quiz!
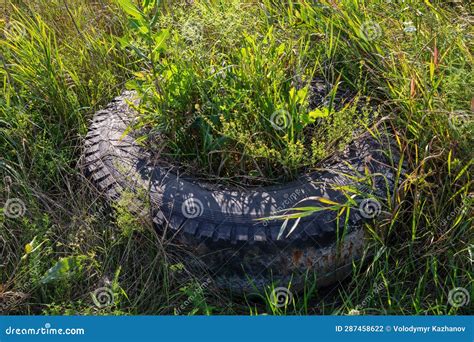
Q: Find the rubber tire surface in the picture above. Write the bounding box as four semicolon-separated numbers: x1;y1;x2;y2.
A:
83;92;402;293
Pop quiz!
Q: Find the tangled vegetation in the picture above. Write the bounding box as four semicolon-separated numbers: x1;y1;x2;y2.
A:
0;0;472;315
126;0;373;184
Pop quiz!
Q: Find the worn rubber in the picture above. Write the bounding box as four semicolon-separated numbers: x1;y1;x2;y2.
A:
83;91;402;293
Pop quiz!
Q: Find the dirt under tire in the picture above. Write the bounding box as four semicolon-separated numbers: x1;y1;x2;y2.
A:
83;91;402;293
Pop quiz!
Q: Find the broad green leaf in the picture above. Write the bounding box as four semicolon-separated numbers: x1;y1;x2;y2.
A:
153;29;170;52
308;107;330;120
116;0;143;20
296;86;308;104
40;256;87;284
115;35;131;49
289;87;296;101
129;18;149;34
302;107;331;126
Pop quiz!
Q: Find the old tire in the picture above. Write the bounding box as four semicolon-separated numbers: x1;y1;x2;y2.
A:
83;91;402;293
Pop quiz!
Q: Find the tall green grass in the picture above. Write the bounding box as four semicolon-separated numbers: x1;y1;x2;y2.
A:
124;0;373;184
0;0;472;315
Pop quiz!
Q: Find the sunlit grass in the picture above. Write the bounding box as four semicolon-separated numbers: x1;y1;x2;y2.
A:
0;0;472;315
